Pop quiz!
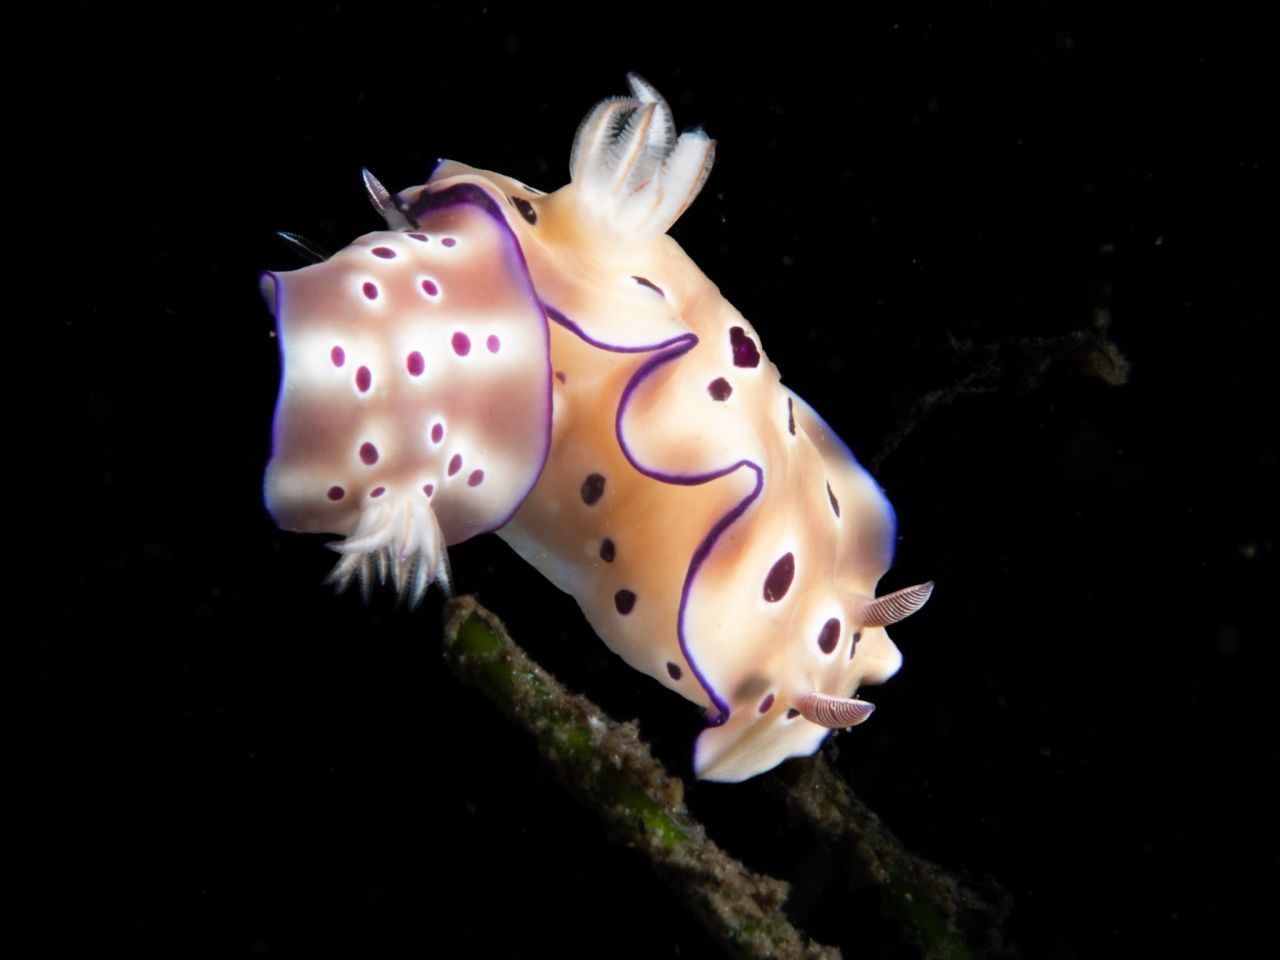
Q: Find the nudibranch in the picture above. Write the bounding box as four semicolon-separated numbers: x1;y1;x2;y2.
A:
263;75;932;781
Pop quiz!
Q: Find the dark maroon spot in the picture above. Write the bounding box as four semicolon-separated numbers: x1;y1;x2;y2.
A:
758;694;775;714
850;631;862;659
632;275;665;296
467;469;484;487
666;662;682;681
408;232;429;242
707;377;733;401
430;422;444;444
786;708;800;719
406;351;425;376
614;589;636;615
327;485;345;501
362;281;378;300
423;483;435;497
787;397;796;435
729;326;760;368
580;473;606;505
370;486;386;498
827;482;841;517
486;334;501;353
599;538;615;563
512;197;538;225
441;236;457;247
763;552;795;602
330;345;346;367
447;453;462;476
355;365;372;392
452;332;471;356
555;371;567;384
818;617;841;654
421;278;439;296
359;442;379;465
371;246;396;259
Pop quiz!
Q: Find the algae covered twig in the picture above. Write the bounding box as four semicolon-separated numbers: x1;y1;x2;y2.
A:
772;757;1013;960
442;595;838;960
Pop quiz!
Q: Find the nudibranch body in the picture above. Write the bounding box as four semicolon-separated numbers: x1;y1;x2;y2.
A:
263;75;931;781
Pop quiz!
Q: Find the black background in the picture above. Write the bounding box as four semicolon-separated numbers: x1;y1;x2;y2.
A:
29;3;1272;957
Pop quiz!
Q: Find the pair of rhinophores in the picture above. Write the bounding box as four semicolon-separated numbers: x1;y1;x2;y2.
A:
262;75;932;781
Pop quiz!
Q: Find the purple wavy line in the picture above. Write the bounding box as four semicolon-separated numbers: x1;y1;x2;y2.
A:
262;270;287;526
548;304;764;721
543;303;692;355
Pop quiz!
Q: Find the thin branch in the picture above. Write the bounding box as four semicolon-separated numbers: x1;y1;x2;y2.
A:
771;756;1013;960
442;595;840;960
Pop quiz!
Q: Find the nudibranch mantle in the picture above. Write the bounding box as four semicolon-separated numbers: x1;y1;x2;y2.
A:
263;74;931;782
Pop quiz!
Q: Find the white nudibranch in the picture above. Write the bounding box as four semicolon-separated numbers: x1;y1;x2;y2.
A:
263;75;931;781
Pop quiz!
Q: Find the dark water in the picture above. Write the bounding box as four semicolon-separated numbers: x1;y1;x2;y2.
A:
30;5;1271;958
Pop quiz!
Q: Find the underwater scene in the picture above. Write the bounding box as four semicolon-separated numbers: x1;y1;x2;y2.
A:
31;4;1271;958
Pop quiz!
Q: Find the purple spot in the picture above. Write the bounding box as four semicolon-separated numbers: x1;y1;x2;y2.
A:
362;281;378;300
421;278;439;297
408;232;429;242
827;482;841;517
729;326;760;368
666;662;682;681
512;197;538;225
762;552;795;602
580;473;605;505
758;694;775;714
430;423;444;444
370;486;386;498
452;332;471;356
555;371;567;384
486;334;501;353
786;708;800;719
787;397;796;436
359;442;379;465
467;469;484;487
632;275;665;297
614;589;636;615
327;485;345;501
407;351;425;376
448;453;462;476
371;246;396;259
599;538;615;563
356;365;372;393
707;377;733;401
441;236;457;247
850;631;862;660
818;617;841;654
423;483;435;498
330;345;346;367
